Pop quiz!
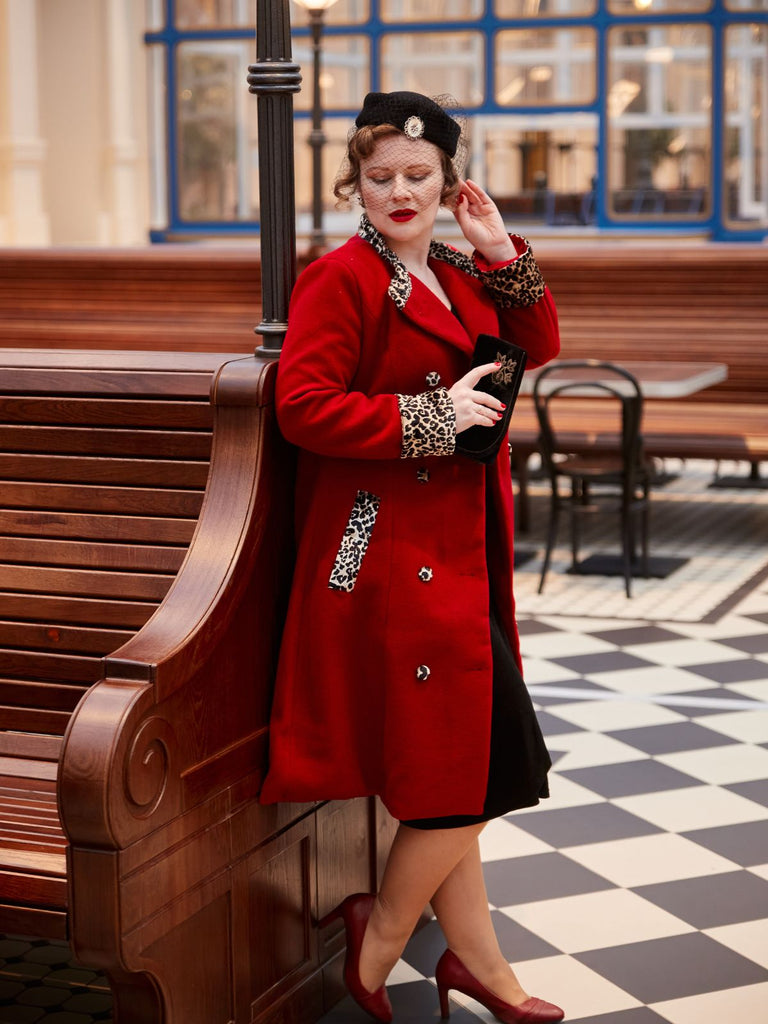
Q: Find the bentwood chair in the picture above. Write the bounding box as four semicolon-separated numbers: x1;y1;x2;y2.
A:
533;359;653;598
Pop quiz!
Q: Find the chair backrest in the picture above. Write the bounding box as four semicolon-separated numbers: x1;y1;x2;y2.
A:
532;359;645;488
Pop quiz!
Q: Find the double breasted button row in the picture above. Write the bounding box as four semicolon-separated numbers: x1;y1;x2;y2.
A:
425;371;441;387
416;467;430;484
417;566;433;583
416;664;431;682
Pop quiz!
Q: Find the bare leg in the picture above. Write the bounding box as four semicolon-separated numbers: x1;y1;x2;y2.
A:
358;821;485;992
431;837;530;1005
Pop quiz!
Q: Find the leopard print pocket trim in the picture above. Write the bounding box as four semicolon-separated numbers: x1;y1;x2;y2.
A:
478;238;546;308
328;489;381;593
397;387;456;459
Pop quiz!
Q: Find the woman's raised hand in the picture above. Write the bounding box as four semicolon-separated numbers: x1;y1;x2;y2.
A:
448;362;505;434
453;179;516;266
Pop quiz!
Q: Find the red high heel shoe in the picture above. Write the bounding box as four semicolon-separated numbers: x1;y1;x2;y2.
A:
435;948;564;1023
319;893;393;1023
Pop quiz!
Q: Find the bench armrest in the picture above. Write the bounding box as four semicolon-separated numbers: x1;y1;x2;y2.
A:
59;356;295;848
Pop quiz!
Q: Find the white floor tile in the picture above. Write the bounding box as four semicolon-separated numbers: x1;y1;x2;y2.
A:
704;919;768;969
748;863;768;882
588;665;721;696
560;833;740;888
499;889;694;954
478;818;554;862
698;709;768;743
728;680;768;702
622;638;750;667
544;775;607;810
545;699;685;732
650;981;768;1024
512;954;642;1021
520;658;584;684
613;785;768;833
547;732;648;771
657;743;768;785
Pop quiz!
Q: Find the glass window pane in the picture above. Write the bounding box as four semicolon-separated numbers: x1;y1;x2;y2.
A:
495;0;596;16
496;28;596;106
290;1;369;27
607;24;711;219
608;0;711;13
147;44;168;229
381;0;483;20
724;24;767;228
473;114;598;226
725;0;768;9
175;0;256;27
381;32;484;105
177;42;258;222
294;117;356;241
293;35;370;112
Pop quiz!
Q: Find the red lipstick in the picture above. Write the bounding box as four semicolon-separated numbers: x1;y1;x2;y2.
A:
390;209;416;222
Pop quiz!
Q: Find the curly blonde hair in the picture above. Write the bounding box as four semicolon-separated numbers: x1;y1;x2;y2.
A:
333;124;461;209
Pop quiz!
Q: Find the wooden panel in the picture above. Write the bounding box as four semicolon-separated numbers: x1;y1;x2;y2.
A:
0;732;62;761
0;620;131;654
0;866;67;908
0;901;67;940
0;706;71;734
0;679;88;712
0;536;186;573
0;367;216;397
0;453;209;489
0;592;156;629
1;481;204;517
2;396;212;429
0;425;212;459
0;565;173;602
0;510;196;545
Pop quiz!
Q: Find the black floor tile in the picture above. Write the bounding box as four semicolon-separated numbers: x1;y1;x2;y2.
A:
718;634;768;655
397;920;446;978
510;803;660;849
607;721;736;755
558;760;700;799
482;852;612;907
682;659;768;684
727;779;768;808
537;710;584;736
667;687;763;717
575;933;768;1003
569;1009;671;1024
551;652;654;675
517;619;561;636
633;870;768;928
682;819;768;867
590;626;686;647
490;910;562;964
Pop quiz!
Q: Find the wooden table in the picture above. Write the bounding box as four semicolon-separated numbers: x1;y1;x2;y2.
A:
520;360;728;398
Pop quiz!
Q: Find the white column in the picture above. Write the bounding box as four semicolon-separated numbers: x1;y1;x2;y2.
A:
0;0;50;244
98;0;144;244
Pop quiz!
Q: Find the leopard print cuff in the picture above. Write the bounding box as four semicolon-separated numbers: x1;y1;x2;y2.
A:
397;387;456;459
476;237;546;309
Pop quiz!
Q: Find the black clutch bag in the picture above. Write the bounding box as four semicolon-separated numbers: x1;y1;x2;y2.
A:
455;333;528;464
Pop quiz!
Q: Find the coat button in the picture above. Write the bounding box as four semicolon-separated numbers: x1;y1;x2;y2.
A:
416;467;430;484
425;371;441;387
416;665;431;681
417;566;433;583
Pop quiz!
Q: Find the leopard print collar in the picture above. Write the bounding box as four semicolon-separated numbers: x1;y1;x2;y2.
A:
357;214;479;311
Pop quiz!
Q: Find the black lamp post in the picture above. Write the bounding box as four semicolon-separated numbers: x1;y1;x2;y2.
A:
247;0;302;357
294;0;340;255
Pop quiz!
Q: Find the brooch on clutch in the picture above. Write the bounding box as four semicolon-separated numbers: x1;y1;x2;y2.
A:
492;351;519;387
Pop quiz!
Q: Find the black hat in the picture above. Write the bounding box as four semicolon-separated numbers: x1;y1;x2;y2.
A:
354;91;461;158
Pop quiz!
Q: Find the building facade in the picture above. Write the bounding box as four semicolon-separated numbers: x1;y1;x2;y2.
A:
1;0;765;246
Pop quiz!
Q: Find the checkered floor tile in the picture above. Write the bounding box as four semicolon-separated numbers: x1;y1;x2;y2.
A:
2;461;767;1024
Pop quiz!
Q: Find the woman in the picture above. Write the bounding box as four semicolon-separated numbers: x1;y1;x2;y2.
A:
259;91;564;1023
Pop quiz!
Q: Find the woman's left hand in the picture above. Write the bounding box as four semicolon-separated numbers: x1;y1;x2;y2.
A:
453;179;516;265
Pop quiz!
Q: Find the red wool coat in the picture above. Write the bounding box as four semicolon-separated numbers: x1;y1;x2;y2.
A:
259;230;560;821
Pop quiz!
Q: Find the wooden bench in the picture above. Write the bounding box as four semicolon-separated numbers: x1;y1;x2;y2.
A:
0;249;262;352
0;348;396;1024
510;245;768;527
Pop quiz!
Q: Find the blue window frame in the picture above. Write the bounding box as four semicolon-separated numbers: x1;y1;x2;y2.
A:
145;0;767;241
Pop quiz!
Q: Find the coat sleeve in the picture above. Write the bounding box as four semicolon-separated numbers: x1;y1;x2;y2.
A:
276;255;456;461
474;235;561;370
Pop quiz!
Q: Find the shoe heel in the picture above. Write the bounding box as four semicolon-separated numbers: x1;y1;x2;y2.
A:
437;983;451;1020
